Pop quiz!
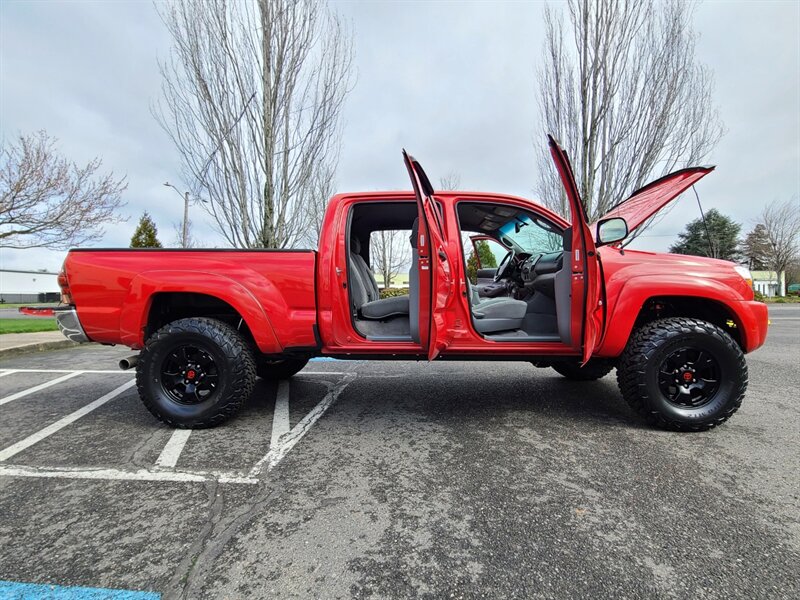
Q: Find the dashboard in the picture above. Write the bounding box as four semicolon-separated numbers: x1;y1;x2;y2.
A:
520;252;563;282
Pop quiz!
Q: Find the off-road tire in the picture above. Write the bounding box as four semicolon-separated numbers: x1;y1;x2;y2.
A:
617;317;747;431
256;357;309;380
551;359;615;381
137;317;256;428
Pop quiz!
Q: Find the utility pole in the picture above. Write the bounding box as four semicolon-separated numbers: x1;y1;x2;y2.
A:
163;182;195;248
181;190;189;248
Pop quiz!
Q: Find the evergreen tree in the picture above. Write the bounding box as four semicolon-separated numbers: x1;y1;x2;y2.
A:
741;224;771;270
669;209;741;261
130;212;162;248
466;240;499;284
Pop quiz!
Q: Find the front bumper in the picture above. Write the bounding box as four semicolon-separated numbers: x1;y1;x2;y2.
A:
55;307;90;343
734;301;769;353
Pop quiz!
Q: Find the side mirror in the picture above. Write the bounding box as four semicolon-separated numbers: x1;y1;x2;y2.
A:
596;217;628;246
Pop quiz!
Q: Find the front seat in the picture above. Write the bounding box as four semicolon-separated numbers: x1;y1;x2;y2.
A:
350;236;410;320
467;281;527;334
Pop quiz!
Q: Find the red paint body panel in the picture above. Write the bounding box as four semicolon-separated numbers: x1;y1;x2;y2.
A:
594;247;765;355
61;188;768;360
594;167;714;234
64;250;317;353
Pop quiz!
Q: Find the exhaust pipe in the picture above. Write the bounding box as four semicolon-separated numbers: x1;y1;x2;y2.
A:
119;355;140;371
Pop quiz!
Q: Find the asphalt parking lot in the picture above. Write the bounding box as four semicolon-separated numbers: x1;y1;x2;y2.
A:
0;306;798;599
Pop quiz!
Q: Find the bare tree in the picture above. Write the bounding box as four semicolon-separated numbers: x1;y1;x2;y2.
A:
759;198;800;295
0;131;127;249
534;0;724;224
171;218;199;248
154;0;353;249
299;162;335;248
438;172;461;191
372;229;411;290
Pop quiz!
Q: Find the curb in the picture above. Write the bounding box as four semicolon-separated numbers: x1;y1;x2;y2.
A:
0;339;79;360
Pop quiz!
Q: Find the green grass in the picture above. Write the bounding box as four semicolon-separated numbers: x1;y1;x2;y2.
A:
763;296;800;303
0;302;60;309
0;318;59;334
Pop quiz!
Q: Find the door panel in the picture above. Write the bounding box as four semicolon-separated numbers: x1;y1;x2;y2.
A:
402;150;454;360
547;136;604;363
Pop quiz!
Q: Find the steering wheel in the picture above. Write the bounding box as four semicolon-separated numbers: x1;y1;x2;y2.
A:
494;250;514;282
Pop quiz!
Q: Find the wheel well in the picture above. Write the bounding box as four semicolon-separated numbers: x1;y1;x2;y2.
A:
145;292;256;348
633;296;743;348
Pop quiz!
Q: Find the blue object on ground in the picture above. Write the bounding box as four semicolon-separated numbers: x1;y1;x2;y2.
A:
0;580;160;600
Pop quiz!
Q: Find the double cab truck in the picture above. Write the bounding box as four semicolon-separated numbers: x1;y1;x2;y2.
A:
48;138;768;431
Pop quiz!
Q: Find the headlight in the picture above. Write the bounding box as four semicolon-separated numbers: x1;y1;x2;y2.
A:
734;266;753;287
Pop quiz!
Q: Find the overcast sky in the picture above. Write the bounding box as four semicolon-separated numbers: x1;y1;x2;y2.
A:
1;0;798;272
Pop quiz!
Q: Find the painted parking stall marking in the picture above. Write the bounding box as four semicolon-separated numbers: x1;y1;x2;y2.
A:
0;379;136;462
154;429;192;468
0;367;355;484
271;380;291;448
0;371;82;406
0;579;160;599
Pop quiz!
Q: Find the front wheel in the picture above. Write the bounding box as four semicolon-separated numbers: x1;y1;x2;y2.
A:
137;317;256;428
617;317;747;431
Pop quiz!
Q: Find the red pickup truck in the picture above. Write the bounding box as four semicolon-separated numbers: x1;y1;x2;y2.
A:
52;138;768;431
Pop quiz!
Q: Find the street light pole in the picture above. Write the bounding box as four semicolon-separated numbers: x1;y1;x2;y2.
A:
164;182;191;248
182;191;189;248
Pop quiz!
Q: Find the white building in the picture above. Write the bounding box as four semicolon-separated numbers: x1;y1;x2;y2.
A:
0;269;60;304
751;270;785;297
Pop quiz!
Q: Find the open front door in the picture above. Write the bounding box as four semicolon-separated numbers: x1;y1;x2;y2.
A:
403;150;454;360
547;136;603;363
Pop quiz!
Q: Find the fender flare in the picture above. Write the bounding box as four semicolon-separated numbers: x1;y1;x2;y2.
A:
598;275;745;356
119;270;282;353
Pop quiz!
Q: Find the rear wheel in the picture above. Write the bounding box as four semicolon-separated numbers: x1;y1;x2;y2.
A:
256;357;309;380
550;359;615;381
137;317;256;428
617;317;747;431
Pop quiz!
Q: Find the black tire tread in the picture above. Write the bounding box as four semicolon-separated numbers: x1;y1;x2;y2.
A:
136;317;256;428
616;317;747;431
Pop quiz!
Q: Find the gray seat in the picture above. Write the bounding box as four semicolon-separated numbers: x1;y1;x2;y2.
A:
350;236;410;320
467;281;526;333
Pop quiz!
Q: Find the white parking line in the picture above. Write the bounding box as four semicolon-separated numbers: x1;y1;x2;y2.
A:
0;463;257;485
0;372;83;406
0;379;135;462
0;367;352;484
250;373;355;476
155;429;192;468
271;381;291;448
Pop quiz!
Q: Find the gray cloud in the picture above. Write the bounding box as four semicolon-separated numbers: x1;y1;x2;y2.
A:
1;0;797;271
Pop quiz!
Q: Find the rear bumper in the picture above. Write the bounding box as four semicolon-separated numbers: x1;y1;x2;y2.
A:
733;301;769;353
55;307;90;343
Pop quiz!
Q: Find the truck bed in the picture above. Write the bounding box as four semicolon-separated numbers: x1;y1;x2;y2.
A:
63;249;318;353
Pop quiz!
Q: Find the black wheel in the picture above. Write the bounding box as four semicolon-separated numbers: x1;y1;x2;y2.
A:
137;317;256;428
550;359;615;381
617;317;747;431
256;357;309;380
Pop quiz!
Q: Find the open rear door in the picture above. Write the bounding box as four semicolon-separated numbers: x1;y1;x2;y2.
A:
547;136;603;363
403;150;454;360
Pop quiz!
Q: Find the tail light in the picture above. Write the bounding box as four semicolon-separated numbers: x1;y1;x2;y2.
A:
57;264;73;305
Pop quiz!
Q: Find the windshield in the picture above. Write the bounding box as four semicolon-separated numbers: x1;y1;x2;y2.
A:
498;215;563;254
